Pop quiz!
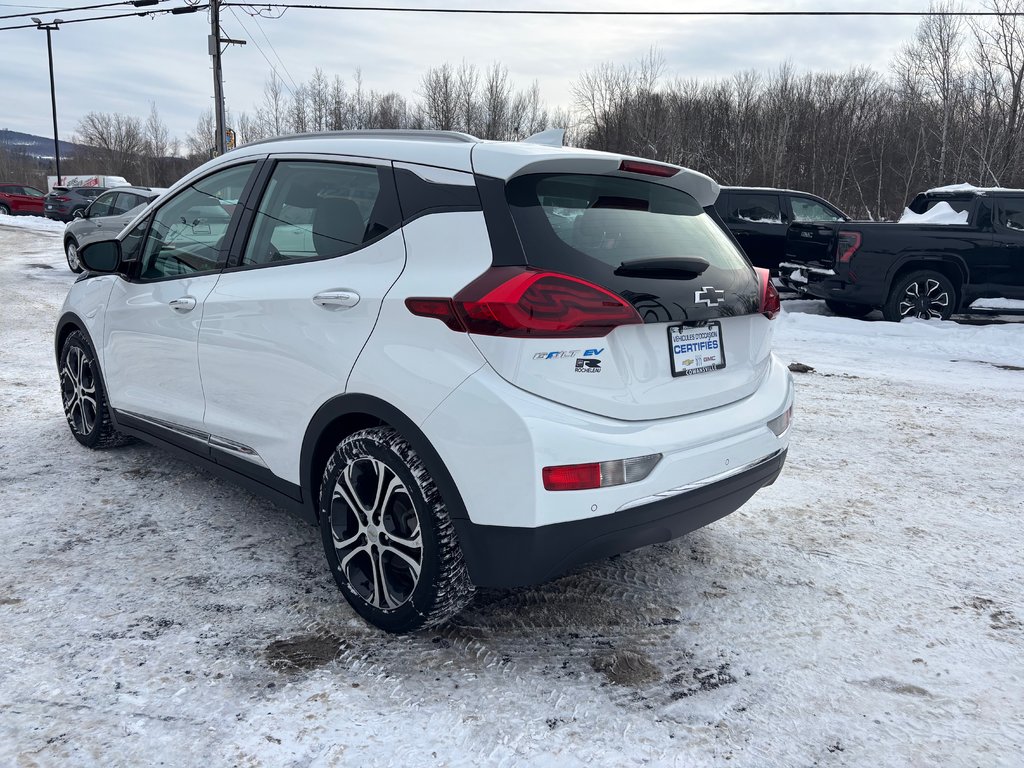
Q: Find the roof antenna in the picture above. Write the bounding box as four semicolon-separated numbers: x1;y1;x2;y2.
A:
522;129;565;147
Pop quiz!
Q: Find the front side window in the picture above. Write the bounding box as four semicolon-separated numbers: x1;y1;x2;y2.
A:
791;197;843;222
137;163;254;281
241;160;384;267
730;194;783;224
89;191;119;218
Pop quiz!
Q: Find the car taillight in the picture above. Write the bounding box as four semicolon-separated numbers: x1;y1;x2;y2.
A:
53;196;70;202
836;231;862;263
406;267;642;338
756;267;781;320
542;454;662;491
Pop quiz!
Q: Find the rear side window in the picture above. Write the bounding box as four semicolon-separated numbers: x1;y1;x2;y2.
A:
791;197;843;222
729;194;783;224
241;160;389;267
505;174;757;324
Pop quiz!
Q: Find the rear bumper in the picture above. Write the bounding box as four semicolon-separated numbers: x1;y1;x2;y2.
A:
454;447;787;587
778;263;879;304
421;354;794;586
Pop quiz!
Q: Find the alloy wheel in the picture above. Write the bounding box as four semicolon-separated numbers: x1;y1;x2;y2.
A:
329;457;423;610
61;345;98;435
66;241;80;271
898;278;950;319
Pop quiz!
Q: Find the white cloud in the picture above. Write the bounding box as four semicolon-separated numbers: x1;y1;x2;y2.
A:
0;0;981;145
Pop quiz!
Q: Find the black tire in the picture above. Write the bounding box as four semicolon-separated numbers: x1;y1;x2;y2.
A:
825;299;873;319
319;427;474;633
882;270;956;322
65;237;83;273
0;203;10;216
59;330;133;449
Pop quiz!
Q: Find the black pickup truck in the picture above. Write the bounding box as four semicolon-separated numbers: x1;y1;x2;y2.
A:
779;186;1024;321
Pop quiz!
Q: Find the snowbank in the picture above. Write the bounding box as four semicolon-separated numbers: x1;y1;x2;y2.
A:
897;201;968;225
0;213;66;234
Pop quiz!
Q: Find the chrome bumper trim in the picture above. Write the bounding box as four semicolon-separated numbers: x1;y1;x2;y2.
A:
780;262;836;276
616;448;786;512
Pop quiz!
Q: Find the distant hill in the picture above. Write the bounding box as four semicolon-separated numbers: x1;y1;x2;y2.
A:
0;129;84;159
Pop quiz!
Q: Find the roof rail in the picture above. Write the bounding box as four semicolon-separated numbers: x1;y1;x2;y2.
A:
245;129;480;148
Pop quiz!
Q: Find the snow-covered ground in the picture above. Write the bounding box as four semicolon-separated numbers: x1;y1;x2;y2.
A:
2;221;1022;767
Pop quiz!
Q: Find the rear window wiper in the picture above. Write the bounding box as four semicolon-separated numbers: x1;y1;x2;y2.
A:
614;257;710;279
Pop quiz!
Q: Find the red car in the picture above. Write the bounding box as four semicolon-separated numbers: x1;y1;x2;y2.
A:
0;183;46;216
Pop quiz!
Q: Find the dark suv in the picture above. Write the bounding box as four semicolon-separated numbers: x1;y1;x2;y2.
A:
44;187;108;221
715;187;848;273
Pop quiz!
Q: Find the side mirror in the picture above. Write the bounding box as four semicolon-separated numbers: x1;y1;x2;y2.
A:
74;208;86;219
78;240;122;273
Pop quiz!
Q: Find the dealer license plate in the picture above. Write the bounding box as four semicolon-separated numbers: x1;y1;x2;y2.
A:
668;322;726;377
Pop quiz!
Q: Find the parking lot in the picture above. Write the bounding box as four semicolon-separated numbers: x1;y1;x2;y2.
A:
1;218;1022;767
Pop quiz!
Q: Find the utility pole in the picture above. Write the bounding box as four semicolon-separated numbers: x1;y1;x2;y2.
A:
33;18;62;182
209;0;245;156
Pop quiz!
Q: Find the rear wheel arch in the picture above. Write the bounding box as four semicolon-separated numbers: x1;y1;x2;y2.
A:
300;394;471;526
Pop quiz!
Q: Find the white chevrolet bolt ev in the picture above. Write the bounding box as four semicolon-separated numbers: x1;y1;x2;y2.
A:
56;130;794;633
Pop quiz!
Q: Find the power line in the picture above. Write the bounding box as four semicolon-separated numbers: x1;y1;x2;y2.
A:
225;5;1023;17
227;5;297;96
0;0;165;20
249;10;300;91
0;3;204;29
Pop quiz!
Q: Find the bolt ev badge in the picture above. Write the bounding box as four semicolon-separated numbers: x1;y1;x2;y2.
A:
694;286;725;307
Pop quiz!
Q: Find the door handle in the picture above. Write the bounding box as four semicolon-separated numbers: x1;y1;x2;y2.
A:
313;290;360;310
169;296;197;313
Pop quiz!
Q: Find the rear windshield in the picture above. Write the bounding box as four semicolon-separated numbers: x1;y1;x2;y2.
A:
506;174;758;324
508;174;748;272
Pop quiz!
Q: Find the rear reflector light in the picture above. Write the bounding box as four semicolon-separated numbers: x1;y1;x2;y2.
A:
403;298;464;332
836;231;862;263
542;453;662;491
618;159;679;177
406;267;642;338
768;405;793;437
756;268;781;320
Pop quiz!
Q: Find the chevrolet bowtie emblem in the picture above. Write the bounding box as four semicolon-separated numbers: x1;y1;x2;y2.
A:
694;286;725;307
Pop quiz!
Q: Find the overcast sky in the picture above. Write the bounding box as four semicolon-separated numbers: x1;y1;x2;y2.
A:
0;0;984;145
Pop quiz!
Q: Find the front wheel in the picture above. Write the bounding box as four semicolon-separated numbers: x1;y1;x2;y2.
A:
319;427;474;633
59;331;133;448
0;203;10;216
882;270;956;322
65;238;83;273
825;299;873;319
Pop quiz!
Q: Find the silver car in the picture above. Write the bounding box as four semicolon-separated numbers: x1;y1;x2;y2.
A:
64;186;165;272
